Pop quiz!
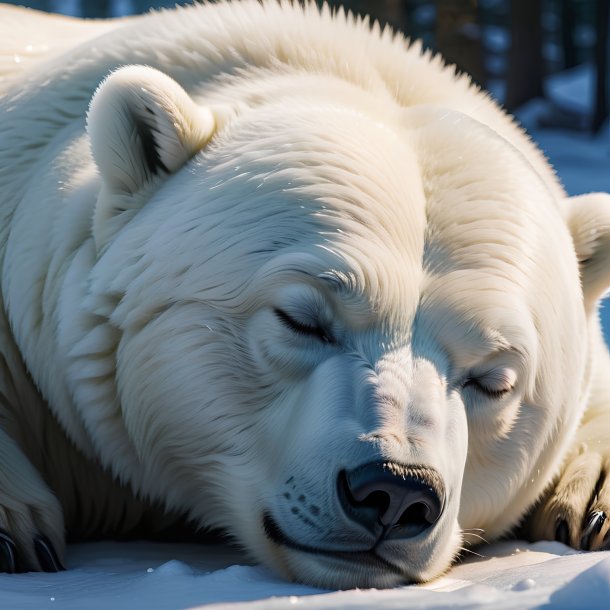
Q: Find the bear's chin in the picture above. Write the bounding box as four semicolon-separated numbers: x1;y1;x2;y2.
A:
252;510;462;588
260;543;457;589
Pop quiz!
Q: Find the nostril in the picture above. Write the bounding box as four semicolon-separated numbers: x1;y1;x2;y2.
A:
354;490;390;515
338;462;445;539
397;501;434;528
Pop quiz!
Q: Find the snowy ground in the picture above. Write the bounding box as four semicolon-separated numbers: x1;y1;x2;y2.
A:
2;16;610;610
2;539;610;609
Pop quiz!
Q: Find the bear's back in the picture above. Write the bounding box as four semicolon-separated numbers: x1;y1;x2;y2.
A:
0;1;563;210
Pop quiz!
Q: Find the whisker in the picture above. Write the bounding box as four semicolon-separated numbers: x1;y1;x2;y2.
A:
461;528;489;545
461;531;489;544
459;546;485;558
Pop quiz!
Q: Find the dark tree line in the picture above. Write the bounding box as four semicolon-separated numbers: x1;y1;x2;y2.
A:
324;0;609;133
7;0;610;132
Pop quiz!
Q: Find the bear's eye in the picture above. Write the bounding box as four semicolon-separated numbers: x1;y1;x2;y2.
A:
273;308;335;344
462;378;511;399
462;368;516;400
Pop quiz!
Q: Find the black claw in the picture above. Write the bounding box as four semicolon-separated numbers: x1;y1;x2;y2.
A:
0;529;16;573
581;511;607;549
555;519;571;545
33;535;64;573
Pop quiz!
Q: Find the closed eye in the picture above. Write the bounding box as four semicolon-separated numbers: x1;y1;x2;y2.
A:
462;364;517;400
462;377;513;399
462;379;512;400
273;308;335;344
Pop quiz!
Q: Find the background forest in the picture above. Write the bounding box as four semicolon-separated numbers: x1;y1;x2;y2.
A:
7;0;609;132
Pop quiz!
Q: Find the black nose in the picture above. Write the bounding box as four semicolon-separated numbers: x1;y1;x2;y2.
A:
338;462;444;539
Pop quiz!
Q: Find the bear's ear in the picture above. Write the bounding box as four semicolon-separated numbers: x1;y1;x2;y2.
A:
565;192;610;311
87;65;215;249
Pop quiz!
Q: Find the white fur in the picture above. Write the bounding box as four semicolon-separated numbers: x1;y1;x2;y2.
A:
1;0;610;588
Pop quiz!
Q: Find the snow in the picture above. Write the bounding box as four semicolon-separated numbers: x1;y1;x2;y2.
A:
2;540;609;609
2;15;610;609
515;64;610;197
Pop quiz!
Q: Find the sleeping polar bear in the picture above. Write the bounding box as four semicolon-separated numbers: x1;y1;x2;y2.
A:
1;0;610;588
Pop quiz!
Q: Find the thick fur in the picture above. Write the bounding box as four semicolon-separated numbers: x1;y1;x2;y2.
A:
1;0;610;588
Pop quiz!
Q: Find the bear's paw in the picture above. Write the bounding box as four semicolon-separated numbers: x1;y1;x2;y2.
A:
0;430;65;572
523;413;610;551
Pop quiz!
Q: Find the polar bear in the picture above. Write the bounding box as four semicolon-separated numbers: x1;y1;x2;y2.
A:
0;0;609;589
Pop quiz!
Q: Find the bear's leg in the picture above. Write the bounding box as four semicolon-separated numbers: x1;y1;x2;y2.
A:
523;326;610;551
0;428;65;572
529;192;610;549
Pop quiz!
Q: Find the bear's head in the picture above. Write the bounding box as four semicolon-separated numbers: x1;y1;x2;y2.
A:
63;66;610;588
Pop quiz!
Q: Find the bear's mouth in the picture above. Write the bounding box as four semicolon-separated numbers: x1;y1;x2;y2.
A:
262;512;405;575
